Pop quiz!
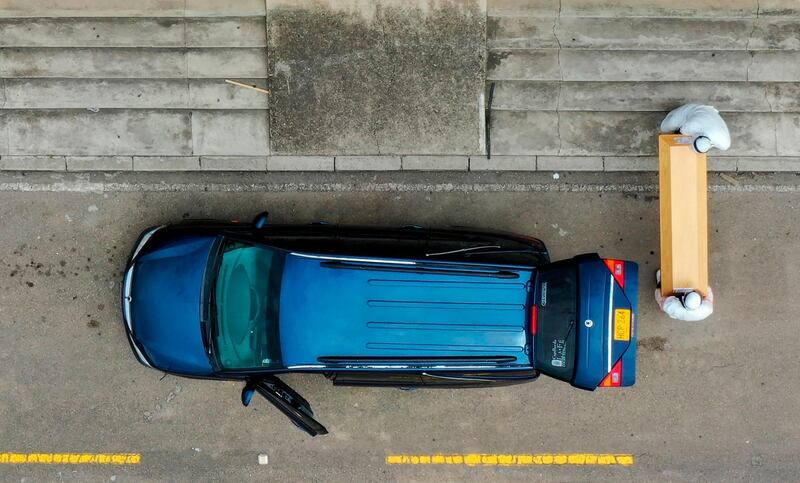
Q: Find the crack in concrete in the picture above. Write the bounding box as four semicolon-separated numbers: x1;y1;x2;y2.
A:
763;84;774;112
2;78;8;155
745;0;759;80
553;0;563;155
773;112;779;156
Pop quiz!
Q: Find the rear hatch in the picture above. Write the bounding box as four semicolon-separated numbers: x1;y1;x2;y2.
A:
531;254;638;390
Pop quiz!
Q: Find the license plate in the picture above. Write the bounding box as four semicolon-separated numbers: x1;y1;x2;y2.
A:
613;309;631;341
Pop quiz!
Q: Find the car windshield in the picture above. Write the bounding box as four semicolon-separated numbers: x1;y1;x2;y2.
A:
534;263;578;381
211;239;286;370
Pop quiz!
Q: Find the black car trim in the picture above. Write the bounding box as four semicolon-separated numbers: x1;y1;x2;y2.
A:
317;355;517;364
319;261;520;279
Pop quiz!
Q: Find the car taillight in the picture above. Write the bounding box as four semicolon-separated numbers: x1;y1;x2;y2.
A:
604;259;625;288
599;359;622;387
530;304;538;336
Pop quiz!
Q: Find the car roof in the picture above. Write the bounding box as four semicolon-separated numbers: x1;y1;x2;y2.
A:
278;252;536;370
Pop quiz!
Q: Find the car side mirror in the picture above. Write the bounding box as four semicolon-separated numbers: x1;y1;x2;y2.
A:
241;382;256;406
252;211;269;230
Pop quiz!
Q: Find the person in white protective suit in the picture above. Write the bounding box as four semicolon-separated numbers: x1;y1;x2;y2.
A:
655;103;728;321
654;270;714;322
660;103;731;153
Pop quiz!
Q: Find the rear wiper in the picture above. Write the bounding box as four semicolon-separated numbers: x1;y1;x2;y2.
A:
561;318;576;341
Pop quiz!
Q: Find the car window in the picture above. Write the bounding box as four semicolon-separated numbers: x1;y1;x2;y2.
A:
211;240;285;370
534;263;578;381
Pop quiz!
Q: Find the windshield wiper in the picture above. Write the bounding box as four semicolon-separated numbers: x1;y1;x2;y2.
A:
204;283;217;354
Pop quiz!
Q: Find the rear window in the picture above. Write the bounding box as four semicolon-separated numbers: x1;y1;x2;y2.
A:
534;264;578;381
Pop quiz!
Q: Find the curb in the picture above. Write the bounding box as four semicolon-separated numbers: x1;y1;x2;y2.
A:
0;155;799;173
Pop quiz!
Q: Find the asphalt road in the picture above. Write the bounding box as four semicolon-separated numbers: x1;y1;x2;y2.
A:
0;172;798;482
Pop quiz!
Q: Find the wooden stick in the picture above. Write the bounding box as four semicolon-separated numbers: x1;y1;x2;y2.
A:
224;79;270;94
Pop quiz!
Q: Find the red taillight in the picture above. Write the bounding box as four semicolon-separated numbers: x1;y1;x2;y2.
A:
599;359;623;387
604;259;625;288
530;304;538;336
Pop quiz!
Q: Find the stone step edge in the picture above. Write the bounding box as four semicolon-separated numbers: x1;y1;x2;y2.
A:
0;155;797;173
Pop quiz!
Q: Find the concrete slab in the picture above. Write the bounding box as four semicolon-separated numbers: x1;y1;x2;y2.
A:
0;0;186;17
759;0;800;16
335;156;401;171
185;0;265;17
133;156;200;171
188;79;270;109
490;81;560;111
0;113;7;154
559;50;750;82
191;110;269;156
3;79;269;110
737;156;800;171
401;155;469;171
0;18;184;48
559;0;758;18
487;16;557;49
267;0;486;155
537;155;603;171
749;19;800;50
187;48;268;78
488;0;559;16
557;17;752;50
6;111;192;156
490;110;560;155
555;81;775;113
0;48;187;78
0;155;66;171
492;111;781;157
487;50;560;81
199;156;267;171
776;114;800;156
268;156;335;171
3;79;190;109
469;155;536;170
708;157;738;172
749;52;800;82
66;156;134;171
185;18;267;47
603;156;658;172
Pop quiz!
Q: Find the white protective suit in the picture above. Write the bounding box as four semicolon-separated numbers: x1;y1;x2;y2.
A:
660;103;731;152
655;287;714;322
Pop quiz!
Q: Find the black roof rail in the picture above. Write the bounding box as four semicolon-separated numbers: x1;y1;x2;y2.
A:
318;355;517;364
319;260;520;279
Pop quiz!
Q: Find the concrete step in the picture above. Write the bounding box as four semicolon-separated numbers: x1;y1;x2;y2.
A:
490;81;800;112
0;17;266;48
0;47;268;78
488;49;800;82
489;111;797;156
489;16;800;51
0;0;266;17
1;79;269;109
0;110;269;156
488;0;799;18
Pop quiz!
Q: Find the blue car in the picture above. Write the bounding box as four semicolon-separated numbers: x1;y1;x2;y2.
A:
122;212;639;436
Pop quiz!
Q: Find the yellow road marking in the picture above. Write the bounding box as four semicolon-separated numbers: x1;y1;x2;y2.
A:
386;453;634;466
0;453;140;465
